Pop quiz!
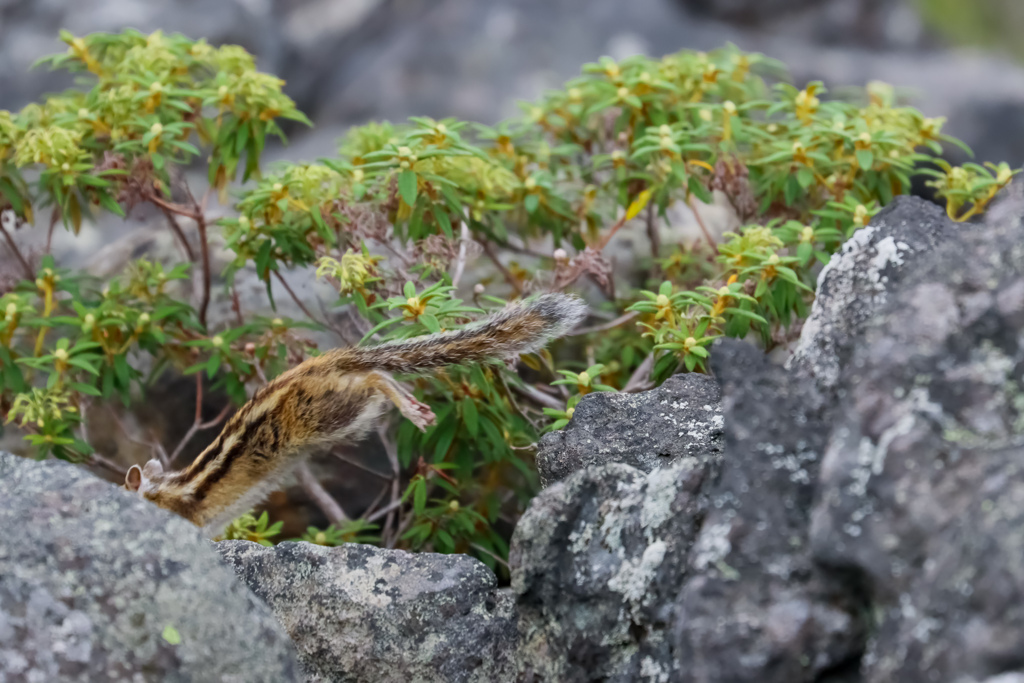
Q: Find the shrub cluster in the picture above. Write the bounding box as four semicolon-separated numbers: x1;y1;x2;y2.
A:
0;30;1015;571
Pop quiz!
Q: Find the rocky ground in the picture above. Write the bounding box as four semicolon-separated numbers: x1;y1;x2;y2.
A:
6;190;1024;681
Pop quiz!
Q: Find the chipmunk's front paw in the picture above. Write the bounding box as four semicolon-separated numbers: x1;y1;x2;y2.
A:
403;397;436;432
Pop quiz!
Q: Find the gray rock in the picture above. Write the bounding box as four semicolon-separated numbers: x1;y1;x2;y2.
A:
513;342;861;682
536;373;723;486
216;540;517;683
673;340;864;683
809;191;1024;682
512;459;711;682
0;452;299;683
788;195;959;395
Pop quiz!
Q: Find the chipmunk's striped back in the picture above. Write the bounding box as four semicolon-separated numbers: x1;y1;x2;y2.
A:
125;293;587;533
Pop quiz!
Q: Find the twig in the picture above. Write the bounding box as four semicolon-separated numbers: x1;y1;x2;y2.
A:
194;211;212;330
594;210;630;251
45;207;59;255
295;461;349;525
272;270;346;342
144;190;210;326
0;210;34;280
145;192;199;219
471;542;510;570
377;424;402;547
87;452;127;478
168;374;233;464
498;372;540;433
512;382;564;410
480;240;524;295
272;270;322;324
364;497;403;524
159;207;197;262
687;195;717;249
569;310;638;336
230;285;245;326
622;352;656;393
332;450;392;480
451;220;470;287
390;511;416;548
645;203;661;276
361;482;392;521
109;407;170;468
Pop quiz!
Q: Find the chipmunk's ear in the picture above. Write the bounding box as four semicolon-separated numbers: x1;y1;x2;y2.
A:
142;459;164;477
126;465;143;491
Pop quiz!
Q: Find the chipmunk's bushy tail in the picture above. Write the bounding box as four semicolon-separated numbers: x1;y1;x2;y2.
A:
334;293;587;374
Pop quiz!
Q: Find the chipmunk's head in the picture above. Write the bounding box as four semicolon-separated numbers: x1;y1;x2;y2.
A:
125;459;167;499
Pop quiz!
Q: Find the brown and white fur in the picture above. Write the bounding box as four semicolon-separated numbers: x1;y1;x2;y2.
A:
125;293;587;535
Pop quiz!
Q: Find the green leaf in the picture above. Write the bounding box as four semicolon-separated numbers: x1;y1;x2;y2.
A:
162;624;181;645
431;204;454;238
524;194;540;214
856;150;874;171
398;170;418;207
462;398;479;437
413;479;427;516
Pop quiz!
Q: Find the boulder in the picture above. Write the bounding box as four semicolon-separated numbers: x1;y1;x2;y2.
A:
673;339;864;683
0;452;299;683
788;195;959;395
810;188;1024;681
216;540;517;683
512;458;710;682
536;372;723;486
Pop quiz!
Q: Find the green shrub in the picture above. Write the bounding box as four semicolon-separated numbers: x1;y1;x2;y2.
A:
0;30;1015;573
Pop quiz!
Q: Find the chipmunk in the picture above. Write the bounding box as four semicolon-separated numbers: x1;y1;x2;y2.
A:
125;293;587;534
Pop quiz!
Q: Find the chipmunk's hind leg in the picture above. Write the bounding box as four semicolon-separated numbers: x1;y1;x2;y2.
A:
367;370;436;432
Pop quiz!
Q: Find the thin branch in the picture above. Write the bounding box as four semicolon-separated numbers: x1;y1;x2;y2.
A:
364;497;403;524
0;210;34;280
480;239;524;295
180;180;212;329
87;452;128;479
272;270;325;326
360;482;393;521
145;192;199;219
194;212;212;330
377;423;402;547
168;374;232;464
295;461;350;525
159;208;197;262
332;450;392;480
512;382;564;410
568;310;638;336
645;202;661;277
594;210;630;251
623;352;656;393
687;195;717;249
472;542;510;570
273;269;349;343
45;207;59;255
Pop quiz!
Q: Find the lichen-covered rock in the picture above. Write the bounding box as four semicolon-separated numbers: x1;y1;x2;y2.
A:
673;339;865;683
788;196;958;395
0;452;299;683
536;373;723;486
809;194;1024;682
215;541;516;683
512;458;710;682
515;342;861;683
